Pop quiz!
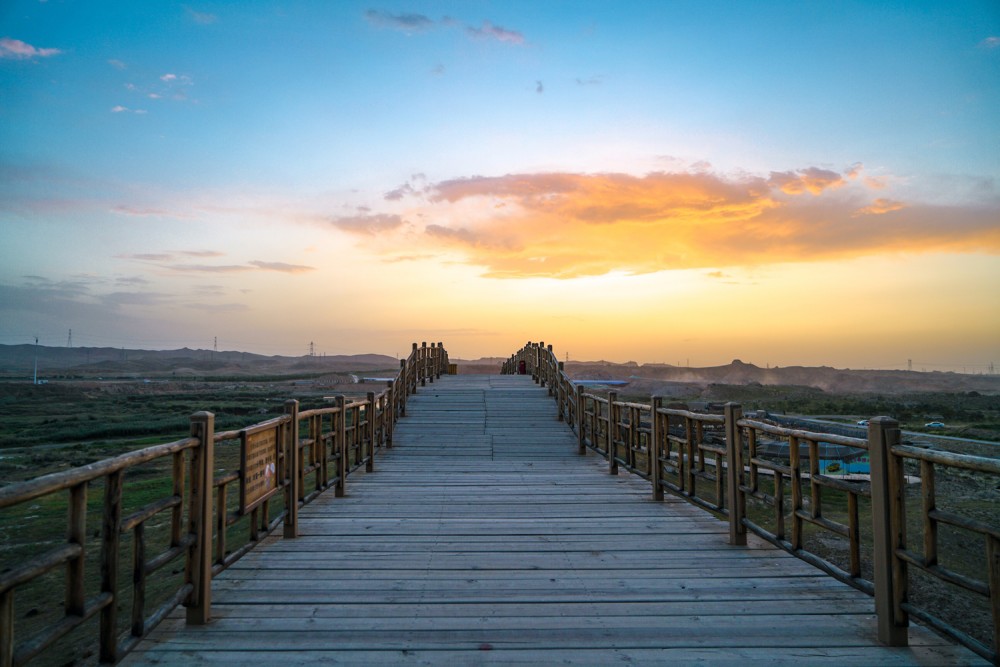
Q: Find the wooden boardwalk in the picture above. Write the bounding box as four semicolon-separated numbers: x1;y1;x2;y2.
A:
126;375;986;665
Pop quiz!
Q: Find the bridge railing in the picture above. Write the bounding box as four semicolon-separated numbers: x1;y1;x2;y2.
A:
508;341;999;664
0;341;448;667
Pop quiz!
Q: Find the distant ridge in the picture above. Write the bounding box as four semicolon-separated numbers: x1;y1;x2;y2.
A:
0;344;398;377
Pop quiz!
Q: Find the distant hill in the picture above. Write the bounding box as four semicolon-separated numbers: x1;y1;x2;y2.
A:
0;344;399;378
562;359;1000;395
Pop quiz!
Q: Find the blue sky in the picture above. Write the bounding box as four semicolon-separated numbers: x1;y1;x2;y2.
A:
1;1;998;368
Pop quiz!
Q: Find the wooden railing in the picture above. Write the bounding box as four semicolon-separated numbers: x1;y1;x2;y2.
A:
506;341;1000;664
0;341;448;666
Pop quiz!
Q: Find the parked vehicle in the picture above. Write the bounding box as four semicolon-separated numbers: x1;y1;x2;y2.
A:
924;421;946;428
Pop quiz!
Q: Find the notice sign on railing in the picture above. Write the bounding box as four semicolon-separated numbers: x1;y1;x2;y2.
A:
240;423;280;513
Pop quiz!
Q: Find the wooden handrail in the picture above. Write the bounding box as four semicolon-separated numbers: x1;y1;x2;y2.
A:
505;340;999;664
0;341;449;667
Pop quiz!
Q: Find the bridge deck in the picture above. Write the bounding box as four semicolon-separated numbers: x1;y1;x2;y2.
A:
127;375;985;665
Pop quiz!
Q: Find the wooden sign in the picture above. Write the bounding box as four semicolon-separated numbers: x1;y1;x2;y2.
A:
240;424;280;513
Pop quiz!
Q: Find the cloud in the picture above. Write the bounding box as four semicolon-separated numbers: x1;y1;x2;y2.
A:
980;36;1000;49
535;80;544;94
108;59;126;70
853;198;906;216
185;6;217;24
0;37;61;59
330;212;405;235
117;253;173;261
575;76;603;86
767;167;844;195
110;106;146;114
467;20;524;44
348;168;1000;279
364;9;433;32
181;250;224;258
161;73;177;82
111;204;186;217
384;183;416;201
248;260;315;274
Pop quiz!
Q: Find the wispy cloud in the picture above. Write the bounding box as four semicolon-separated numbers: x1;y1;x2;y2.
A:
181;250;224;258
767;167;844;195
110;105;147;114
575;75;603;86
108;58;126;70
364;9;433;32
184;6;217;25
853;198;906;216
330;212;405;235
467;20;524;44
363;11;524;45
117;253;173;261
979;36;1000;49
248;260;315;274
0;37;61;59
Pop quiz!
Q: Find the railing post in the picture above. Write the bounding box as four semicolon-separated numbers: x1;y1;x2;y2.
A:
410;343;418;394
421;342;428;386
386;380;395;447
366;392;376;472
437;342;444;378
399;359;408;413
724;402;746;546
99;468;124;661
186;411;214;626
608;391;619;475
576;386;586;455
556;361;565;420
869;417;908;646
651;396;664;501
283;400;300;538
335;395;347;497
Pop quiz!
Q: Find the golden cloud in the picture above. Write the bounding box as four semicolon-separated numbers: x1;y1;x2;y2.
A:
344;169;1000;279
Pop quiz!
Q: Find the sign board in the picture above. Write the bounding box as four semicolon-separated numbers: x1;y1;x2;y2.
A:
240;424;280;513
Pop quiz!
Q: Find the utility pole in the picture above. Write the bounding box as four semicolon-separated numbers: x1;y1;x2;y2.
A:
907;359;912;372
67;329;72;348
33;336;38;385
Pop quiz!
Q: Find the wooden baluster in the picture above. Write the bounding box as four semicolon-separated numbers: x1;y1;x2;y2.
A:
608;391;618;474
101;469;124;661
284;400;300;538
869;417;908;646
335;396;347;497
66;481;87;617
186;410;214;626
132;522;145;637
724;403;746;546
366;392;376;472
789;435;802;551
651;397;663;501
386;380;395;447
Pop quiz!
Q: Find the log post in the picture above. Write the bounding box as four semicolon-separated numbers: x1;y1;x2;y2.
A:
869;417;908;646
437;342;444;378
420;342;428;386
283;400;300;538
651;397;663;501
556;361;565;421
366;392;377;472
386;380;395;447
335;396;347;497
577;386;586;455
725;403;746;546
399;359;408;414
608;391;619;474
185;411;214;626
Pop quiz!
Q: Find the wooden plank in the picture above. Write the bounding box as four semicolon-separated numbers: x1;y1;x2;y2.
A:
124;374;986;666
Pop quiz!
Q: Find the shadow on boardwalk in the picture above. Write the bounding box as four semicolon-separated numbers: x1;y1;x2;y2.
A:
126;375;986;665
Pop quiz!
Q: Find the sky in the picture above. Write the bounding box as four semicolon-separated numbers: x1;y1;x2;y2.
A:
1;1;998;371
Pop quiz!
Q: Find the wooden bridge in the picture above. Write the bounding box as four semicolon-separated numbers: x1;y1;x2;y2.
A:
2;342;997;665
123;374;983;665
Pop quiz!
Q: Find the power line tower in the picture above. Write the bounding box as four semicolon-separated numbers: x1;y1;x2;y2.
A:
67;329;72;348
907;359;912;372
309;341;315;357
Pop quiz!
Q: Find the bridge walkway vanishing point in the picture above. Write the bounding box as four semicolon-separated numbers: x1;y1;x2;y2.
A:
125;375;986;665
